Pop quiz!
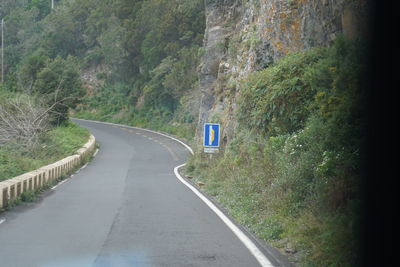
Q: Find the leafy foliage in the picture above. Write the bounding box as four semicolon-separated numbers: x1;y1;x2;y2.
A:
238;47;326;136
2;1;370;266
17;52;84;124
1;0;204;131
27;0;51;20
188;37;368;266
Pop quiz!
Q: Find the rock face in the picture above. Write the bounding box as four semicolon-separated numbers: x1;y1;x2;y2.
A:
197;0;369;145
81;64;109;96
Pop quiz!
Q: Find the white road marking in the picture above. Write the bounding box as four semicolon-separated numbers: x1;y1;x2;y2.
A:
73;118;194;155
50;149;96;190
174;164;274;267
162;143;179;161
80;163;88;170
51;179;68;190
72;118;274;266
0;219;5;225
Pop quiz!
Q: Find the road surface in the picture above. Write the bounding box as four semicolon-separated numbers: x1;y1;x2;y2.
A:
0;119;282;267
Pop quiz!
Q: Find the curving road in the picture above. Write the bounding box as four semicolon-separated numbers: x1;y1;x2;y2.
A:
0;119;285;267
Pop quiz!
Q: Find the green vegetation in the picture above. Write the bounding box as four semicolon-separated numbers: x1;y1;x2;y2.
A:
0;74;89;182
1;0;85;123
0;118;89;181
1;0;204;140
186;38;367;266
72;0;204;141
1;0;203;178
1;1;369;266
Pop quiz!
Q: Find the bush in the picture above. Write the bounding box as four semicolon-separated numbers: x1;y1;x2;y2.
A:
0;94;51;150
0;120;89;181
238;46;326;136
189;37;368;266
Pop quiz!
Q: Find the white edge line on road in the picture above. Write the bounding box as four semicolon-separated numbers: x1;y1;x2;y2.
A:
73;118;194;155
51;148;98;190
0;219;5;225
51;179;68;190
174;164;274;267
72;118;273;267
80;163;88;170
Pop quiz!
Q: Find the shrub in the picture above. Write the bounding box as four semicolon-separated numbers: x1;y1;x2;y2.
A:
238;46;326;136
0;119;89;181
191;37;368;266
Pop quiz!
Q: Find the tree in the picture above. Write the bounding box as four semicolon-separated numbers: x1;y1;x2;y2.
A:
33;56;84;124
18;49;48;93
27;0;52;20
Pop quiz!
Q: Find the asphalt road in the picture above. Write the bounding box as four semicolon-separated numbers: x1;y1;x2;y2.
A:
0;119;280;267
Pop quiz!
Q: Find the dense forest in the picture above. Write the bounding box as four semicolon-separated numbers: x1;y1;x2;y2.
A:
1;0;373;266
1;0;205;139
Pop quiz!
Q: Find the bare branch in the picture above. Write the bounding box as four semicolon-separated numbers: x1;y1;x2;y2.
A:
0;95;51;151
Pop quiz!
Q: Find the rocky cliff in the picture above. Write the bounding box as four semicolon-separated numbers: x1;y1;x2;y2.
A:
197;0;369;145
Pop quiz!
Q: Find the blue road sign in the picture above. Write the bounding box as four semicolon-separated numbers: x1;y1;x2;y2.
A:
204;123;220;148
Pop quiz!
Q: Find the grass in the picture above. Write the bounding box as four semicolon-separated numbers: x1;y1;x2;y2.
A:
184;38;367;267
0;121;90;182
185;141;361;266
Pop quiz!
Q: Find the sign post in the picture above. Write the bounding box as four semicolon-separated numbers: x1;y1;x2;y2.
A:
203;123;220;154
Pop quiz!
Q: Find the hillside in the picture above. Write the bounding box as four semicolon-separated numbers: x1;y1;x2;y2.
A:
1;0;374;266
197;0;369;141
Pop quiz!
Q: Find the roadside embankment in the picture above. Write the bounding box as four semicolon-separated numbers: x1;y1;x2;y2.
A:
0;135;96;210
